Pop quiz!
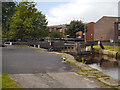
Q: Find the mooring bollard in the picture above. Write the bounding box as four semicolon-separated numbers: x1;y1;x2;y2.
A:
10;42;12;45
38;45;40;48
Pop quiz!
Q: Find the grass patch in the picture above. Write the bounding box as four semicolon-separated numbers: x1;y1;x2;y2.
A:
2;74;21;88
96;75;109;78
0;75;2;89
74;70;88;76
95;77;117;89
74;70;79;74
87;45;120;51
76;65;82;69
47;74;55;80
89;69;98;71
87;72;103;75
70;62;76;66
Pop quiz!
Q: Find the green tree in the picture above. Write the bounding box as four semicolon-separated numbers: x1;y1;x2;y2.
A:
50;31;62;39
8;1;48;39
2;1;16;37
66;20;85;38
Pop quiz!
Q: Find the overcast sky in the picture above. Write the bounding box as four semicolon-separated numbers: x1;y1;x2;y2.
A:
35;0;119;26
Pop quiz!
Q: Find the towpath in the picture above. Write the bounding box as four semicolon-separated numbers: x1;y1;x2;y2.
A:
3;46;109;88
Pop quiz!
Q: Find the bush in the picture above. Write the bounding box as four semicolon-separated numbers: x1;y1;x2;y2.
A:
49;31;62;39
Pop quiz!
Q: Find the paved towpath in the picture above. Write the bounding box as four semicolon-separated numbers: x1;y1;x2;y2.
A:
3;46;109;88
3;46;78;74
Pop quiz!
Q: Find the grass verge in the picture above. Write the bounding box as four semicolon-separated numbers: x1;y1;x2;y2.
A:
2;74;21;88
87;45;120;51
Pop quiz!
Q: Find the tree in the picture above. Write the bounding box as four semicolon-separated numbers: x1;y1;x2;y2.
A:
2;1;16;37
49;31;62;39
66;20;85;38
8;1;48;39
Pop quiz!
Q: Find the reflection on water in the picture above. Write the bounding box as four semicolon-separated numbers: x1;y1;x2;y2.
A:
76;54;120;80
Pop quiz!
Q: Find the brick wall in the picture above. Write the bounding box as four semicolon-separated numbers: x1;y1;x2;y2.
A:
94;17;117;41
86;22;95;41
115;22;120;41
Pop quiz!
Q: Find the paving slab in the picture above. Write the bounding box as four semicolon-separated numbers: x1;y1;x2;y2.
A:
48;72;109;88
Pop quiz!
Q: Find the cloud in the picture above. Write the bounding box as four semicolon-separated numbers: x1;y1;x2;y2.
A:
46;0;119;26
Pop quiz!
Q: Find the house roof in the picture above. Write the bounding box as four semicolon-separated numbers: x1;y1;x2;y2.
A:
48;24;66;28
96;16;120;23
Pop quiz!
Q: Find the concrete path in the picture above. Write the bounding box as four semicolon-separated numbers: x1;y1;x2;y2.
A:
10;72;109;88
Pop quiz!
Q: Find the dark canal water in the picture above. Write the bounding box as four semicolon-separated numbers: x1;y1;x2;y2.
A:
76;54;120;80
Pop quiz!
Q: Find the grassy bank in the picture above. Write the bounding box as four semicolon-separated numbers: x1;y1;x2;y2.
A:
1;74;21;88
87;45;120;51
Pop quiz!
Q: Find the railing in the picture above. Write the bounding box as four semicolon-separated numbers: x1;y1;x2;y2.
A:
3;40;101;55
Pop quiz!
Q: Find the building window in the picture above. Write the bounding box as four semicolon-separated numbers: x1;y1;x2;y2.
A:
54;28;56;31
49;29;52;32
118;23;120;30
118;36;120;40
59;29;62;32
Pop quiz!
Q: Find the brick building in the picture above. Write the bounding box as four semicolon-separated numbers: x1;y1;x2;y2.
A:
76;31;83;38
86;22;95;41
114;22;120;41
86;16;120;42
48;24;66;37
94;16;120;42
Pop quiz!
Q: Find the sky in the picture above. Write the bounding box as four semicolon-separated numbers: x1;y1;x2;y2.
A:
34;0;120;26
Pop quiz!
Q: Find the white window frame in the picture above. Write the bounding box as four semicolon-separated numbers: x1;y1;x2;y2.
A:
59;29;62;32
118;23;120;30
49;29;52;32
118;36;120;40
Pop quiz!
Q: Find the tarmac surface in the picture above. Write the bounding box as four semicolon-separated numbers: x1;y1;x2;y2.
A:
3;46;78;74
2;46;110;88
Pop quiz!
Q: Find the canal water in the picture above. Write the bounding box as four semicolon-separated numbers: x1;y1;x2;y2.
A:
76;54;120;80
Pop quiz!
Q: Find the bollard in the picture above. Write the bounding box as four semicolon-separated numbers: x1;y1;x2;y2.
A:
34;45;36;47
38;45;40;48
10;42;12;45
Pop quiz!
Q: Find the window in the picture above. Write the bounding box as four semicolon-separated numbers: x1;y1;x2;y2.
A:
54;28;56;31
118;23;120;30
49;29;52;32
59;29;62;32
118;36;120;40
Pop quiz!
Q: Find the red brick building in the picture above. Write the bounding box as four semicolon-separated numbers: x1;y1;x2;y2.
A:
94;16;120;42
86;16;120;42
76;31;83;38
114;22;120;41
86;22;95;41
48;24;66;38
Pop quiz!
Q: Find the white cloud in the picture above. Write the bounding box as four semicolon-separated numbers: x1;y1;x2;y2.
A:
46;0;119;26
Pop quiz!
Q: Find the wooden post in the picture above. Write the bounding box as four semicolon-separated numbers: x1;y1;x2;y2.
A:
98;41;105;49
75;43;80;55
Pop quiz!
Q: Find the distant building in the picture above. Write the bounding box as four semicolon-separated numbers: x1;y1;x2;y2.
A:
86;22;95;41
86;16;120;42
94;16;120;42
48;24;66;37
76;31;83;39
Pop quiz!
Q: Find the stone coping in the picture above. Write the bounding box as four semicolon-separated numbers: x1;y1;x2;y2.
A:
94;49;120;59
